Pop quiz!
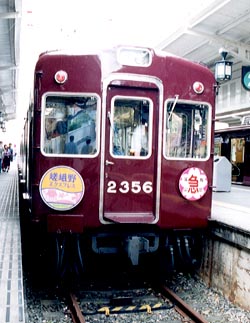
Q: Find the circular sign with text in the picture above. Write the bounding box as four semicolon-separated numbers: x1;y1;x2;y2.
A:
39;166;85;211
179;167;208;201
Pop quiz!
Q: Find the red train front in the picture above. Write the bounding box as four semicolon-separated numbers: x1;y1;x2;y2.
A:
19;46;216;275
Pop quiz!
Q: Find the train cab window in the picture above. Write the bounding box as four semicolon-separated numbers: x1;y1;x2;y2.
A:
164;100;211;160
41;94;99;156
110;97;152;158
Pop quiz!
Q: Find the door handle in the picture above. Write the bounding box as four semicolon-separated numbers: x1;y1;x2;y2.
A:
105;160;115;166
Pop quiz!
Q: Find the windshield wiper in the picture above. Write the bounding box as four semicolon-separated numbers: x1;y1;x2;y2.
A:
167;94;179;129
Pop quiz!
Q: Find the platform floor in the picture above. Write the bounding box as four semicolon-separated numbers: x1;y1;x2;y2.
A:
212;185;250;232
0;161;25;323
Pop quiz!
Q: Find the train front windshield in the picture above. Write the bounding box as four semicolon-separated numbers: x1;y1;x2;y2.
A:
164;100;211;160
110;98;151;158
41;94;99;157
41;94;211;161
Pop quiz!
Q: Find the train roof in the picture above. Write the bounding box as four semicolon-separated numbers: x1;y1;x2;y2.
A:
38;45;211;71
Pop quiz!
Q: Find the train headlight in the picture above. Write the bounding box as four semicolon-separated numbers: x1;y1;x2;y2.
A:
54;70;68;84
193;81;204;94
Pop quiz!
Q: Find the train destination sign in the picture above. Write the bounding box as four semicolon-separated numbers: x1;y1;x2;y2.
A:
39;166;85;211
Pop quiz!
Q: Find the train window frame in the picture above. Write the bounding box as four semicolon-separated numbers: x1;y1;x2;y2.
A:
109;95;153;159
40;92;101;158
163;99;212;161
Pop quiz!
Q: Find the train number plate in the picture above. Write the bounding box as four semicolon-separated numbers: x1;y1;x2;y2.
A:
107;180;153;194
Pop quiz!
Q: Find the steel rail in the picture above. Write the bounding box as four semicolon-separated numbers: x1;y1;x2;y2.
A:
160;285;209;323
68;293;86;323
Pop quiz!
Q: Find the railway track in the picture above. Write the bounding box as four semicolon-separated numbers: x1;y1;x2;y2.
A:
66;283;209;323
25;265;210;323
25;262;250;323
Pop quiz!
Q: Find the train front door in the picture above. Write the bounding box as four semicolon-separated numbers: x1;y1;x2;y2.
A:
100;85;160;224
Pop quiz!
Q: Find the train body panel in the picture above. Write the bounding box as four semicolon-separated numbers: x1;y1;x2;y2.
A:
19;46;215;270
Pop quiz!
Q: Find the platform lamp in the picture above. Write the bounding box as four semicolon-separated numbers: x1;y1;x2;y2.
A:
215;48;233;82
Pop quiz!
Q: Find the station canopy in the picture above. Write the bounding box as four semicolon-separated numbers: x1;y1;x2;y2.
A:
157;0;250;126
0;0;249;126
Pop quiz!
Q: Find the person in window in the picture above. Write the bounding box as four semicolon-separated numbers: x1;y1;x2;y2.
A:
64;135;78;154
81;136;94;154
113;145;124;155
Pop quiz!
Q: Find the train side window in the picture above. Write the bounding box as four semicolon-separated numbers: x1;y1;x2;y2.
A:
41;94;99;157
164;100;211;160
110;97;152;158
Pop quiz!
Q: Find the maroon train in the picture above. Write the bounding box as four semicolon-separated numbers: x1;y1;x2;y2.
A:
18;46;216;276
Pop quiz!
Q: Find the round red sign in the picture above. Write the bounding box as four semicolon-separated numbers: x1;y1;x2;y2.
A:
179;167;208;201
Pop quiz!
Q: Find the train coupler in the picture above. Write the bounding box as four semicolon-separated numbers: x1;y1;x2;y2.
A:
125;236;150;265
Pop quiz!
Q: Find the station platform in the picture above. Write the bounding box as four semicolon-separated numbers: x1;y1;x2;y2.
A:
212;185;250;232
0;161;25;323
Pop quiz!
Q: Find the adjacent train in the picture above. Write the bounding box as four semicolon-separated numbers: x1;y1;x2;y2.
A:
215;125;250;185
18;46;216;277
